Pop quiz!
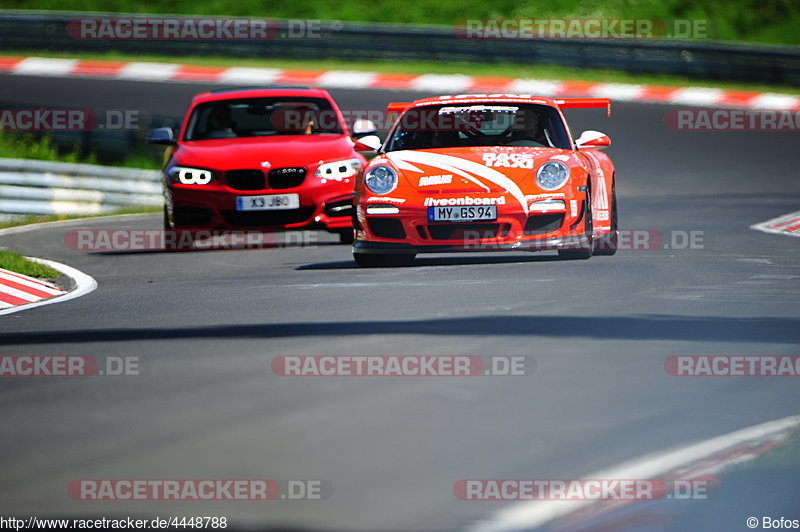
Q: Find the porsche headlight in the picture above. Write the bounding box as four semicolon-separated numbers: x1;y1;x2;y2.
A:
314;158;362;182
364;164;398;195
167;166;213;185
536;161;570;191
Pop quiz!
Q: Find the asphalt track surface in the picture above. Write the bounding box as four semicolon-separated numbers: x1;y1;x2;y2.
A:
1;74;799;531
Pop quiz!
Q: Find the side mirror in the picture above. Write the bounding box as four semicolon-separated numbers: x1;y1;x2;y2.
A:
352;119;377;137
575;130;611;150
353;134;381;153
147;127;175;145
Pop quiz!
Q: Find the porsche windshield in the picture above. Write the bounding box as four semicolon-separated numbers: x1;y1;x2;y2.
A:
184;97;344;140
383;103;572;152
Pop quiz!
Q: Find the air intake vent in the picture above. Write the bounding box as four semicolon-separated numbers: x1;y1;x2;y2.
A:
225;170;265;190
268;167;306;189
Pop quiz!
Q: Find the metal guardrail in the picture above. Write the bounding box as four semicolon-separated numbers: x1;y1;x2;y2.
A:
0;158;161;216
0;11;799;85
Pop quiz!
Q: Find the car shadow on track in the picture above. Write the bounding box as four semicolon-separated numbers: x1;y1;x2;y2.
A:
297;253;566;270
87;240;344;256
3;315;799;346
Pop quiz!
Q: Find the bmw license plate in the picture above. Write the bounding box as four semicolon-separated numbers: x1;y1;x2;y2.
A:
236;194;300;211
427;205;497;222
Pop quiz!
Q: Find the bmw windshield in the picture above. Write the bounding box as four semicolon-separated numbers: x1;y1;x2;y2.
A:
184;97;344;140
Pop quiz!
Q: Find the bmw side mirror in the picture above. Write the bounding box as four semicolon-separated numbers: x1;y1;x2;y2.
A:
147;127;176;145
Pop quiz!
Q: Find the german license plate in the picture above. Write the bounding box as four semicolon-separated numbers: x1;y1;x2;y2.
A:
427;205;497;222
236;194;299;211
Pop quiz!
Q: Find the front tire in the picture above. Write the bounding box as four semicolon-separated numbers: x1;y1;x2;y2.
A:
336;229;355;245
593;178;618;256
163;206;172;230
558;183;593;260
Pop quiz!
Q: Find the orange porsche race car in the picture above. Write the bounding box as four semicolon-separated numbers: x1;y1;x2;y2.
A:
351;94;618;267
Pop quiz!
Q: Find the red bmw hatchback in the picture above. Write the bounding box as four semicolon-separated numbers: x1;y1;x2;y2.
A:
148;87;374;243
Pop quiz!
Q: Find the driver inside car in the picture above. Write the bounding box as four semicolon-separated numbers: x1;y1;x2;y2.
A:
505;109;550;146
203;105;237;139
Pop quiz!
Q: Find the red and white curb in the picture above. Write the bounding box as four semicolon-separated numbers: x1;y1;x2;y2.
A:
1;56;799;110
0;267;64;309
0;257;97;316
751;210;800;237
467;415;800;532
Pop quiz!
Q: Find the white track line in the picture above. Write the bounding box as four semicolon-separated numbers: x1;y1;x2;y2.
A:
467;414;800;532
751;210;800;238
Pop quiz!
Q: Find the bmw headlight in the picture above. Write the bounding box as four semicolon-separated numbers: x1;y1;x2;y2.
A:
364;164;398;195
536;161;570;190
167;166;213;185
314;158;362;182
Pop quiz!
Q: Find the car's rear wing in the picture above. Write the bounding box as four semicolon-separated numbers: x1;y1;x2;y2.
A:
387;98;611;116
555;98;611;117
387;102;411;113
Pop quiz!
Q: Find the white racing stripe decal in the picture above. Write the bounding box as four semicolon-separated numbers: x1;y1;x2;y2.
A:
594;173;609;210
388;152;491;193
394;160;424;174
388;151;527;212
400;157;491;193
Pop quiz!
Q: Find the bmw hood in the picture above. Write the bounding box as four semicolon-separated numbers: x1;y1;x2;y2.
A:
174;135;356;170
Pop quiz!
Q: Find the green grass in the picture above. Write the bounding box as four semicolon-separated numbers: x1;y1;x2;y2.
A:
0;130;92;163
0;129;162;169
4;0;800;45
0;207;162;230
6;50;800;96
0;250;60;278
108;152;162;170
